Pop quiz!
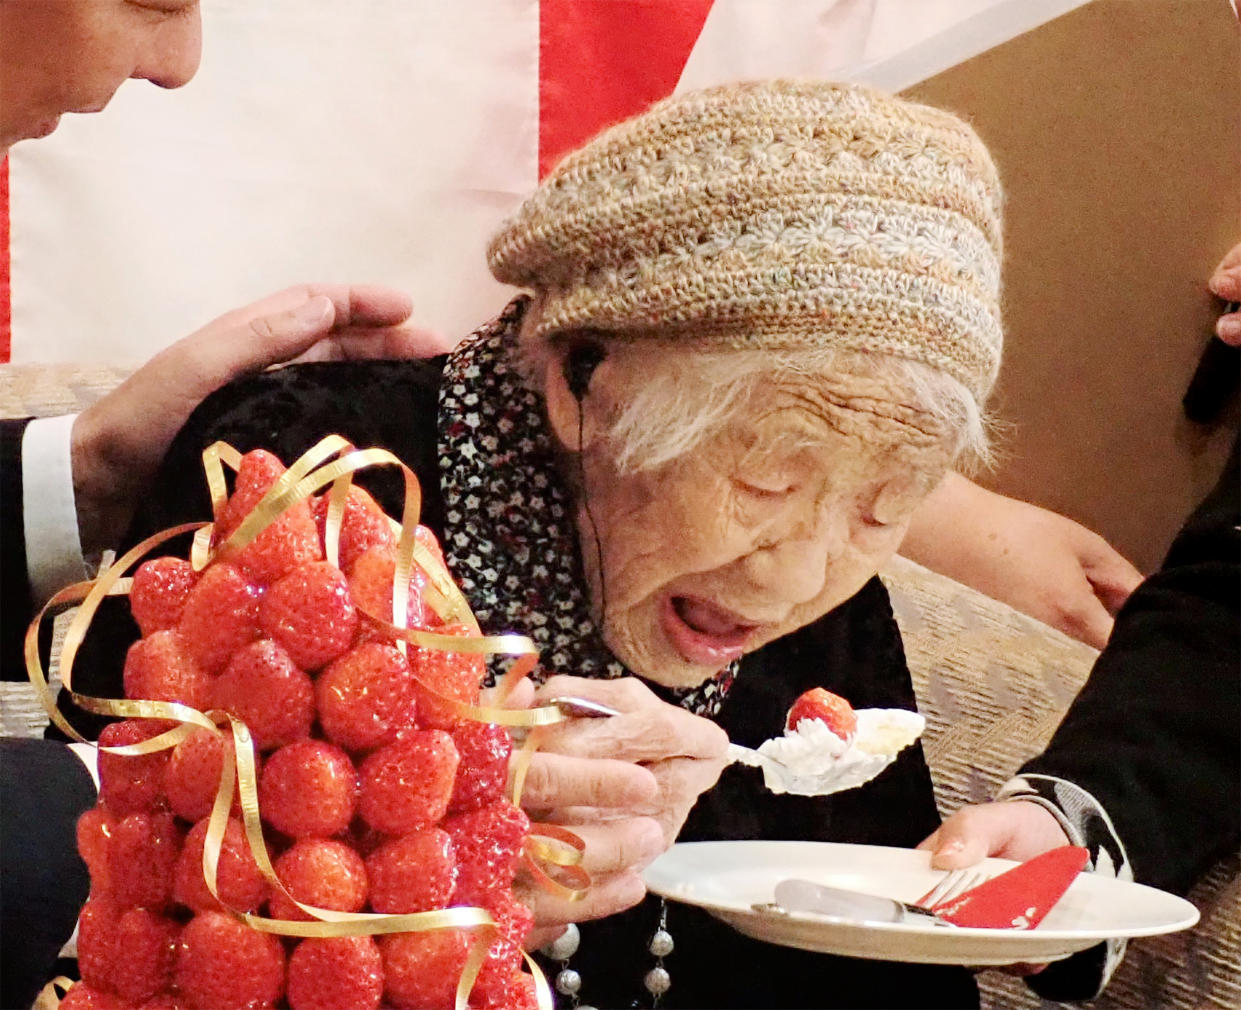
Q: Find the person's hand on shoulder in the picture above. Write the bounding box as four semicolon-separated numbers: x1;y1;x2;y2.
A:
1209;240;1241;345
70;284;452;556
901;474;1143;649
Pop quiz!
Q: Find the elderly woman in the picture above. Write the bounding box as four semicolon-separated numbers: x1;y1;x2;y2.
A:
65;81;1002;1008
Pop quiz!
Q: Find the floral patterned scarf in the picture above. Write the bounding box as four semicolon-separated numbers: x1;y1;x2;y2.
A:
436;296;736;718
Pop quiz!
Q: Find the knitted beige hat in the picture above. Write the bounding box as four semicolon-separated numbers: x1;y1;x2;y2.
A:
488;79;1004;404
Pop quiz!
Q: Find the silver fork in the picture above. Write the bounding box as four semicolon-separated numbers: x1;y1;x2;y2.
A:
757;868;987;926
914;867;988;910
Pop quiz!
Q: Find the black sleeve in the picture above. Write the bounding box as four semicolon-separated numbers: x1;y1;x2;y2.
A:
51;359;446;741
1021;434;1240;897
1;417;36;680
0;737;95;1010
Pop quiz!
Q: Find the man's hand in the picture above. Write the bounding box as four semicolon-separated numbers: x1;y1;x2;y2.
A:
901;474;1143;649
70;284;451;554
514;674;730;947
1209;240;1241;345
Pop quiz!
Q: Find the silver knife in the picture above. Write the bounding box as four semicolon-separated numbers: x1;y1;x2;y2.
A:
757;879;953;926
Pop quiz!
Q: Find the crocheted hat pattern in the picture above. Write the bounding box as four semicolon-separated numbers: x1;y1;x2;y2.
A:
488;79;1004;403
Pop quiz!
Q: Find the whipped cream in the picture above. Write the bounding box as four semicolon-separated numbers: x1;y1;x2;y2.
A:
731;708;926;797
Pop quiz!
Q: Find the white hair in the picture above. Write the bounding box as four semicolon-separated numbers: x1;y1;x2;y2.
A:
519;331;994;476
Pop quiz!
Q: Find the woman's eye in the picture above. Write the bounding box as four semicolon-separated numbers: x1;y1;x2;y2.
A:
734;479;793;500
858;510;890;529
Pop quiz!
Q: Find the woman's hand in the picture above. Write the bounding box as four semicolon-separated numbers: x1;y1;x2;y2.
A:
917;800;1072;977
917;800;1070;869
1209;240;1241;344
514;674;730;947
69;283;451;557
901;473;1142;649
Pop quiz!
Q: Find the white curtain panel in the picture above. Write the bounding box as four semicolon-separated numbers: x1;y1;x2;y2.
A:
7;0;1089;364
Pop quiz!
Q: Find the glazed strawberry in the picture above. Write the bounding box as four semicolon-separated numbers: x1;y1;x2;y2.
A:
122;631;212;711
316;643;415;752
178;561;262;673
76;896;120;991
259;740;358;838
443;800;530;904
483;887;534;949
57;984;129;1010
209;639;314;750
107;811;181;910
98;719;172;816
786;686;857;742
347;547;435;640
287;936;384;1010
408;624;486;730
218;450;322;586
163;728;236;823
379;930;473;1010
474;933;523;1008
174;911;285;1010
268;838;369;921
260;561;358;670
448;721;512;813
506;971;540;1010
111;908;179;1003
469;890;534;1007
77;806;116;890
312;485;397;572
357;730;458;835
136;996;190;1010
129;557;198;636
365;827;456;913
216;450;288;539
173;817;268;914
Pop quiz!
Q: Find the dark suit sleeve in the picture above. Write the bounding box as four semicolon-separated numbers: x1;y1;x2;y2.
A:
1;417;36;679
0;738;95;1010
1018;435;1240;1001
1022;435;1240;894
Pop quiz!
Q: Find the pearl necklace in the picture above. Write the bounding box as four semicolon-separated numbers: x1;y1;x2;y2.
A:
541;898;674;1008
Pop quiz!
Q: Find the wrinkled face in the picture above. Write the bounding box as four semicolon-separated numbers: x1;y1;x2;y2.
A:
0;0;202;155
553;351;952;689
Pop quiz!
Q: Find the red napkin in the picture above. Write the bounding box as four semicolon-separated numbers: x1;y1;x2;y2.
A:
930;846;1090;929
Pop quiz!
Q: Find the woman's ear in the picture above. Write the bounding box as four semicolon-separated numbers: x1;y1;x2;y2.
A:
541;344;608;454
544;350;591;452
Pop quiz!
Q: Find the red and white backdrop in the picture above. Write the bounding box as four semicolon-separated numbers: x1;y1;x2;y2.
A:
0;0;1088;364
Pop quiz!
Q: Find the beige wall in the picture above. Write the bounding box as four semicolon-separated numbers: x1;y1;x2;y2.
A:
904;0;1239;572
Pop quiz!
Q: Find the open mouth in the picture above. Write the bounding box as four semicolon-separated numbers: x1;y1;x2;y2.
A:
660;595;760;668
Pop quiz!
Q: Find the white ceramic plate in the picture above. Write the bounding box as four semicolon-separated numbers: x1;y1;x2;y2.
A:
643;841;1200;965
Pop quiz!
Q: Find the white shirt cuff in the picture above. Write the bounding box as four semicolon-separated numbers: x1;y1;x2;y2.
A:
22;414;89;605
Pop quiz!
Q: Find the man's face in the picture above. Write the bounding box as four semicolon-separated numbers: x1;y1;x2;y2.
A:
0;0;202;156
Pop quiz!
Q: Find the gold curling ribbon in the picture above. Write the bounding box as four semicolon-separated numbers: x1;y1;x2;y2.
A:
32;975;74;1010
24;436;606;1010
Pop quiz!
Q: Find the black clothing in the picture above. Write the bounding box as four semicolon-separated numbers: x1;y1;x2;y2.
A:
57;355;976;1008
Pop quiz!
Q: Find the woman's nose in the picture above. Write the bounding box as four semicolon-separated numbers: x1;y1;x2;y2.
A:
742;514;840;606
136;11;203;90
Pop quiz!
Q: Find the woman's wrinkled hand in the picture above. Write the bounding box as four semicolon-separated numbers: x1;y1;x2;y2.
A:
513;674;730;947
70;283;451;557
901;473;1143;649
917;800;1072;977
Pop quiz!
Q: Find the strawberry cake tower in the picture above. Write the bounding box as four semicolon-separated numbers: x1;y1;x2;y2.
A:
55;445;551;1010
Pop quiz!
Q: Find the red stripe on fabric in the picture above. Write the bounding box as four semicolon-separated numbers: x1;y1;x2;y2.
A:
1;157;9;362
539;0;714;179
